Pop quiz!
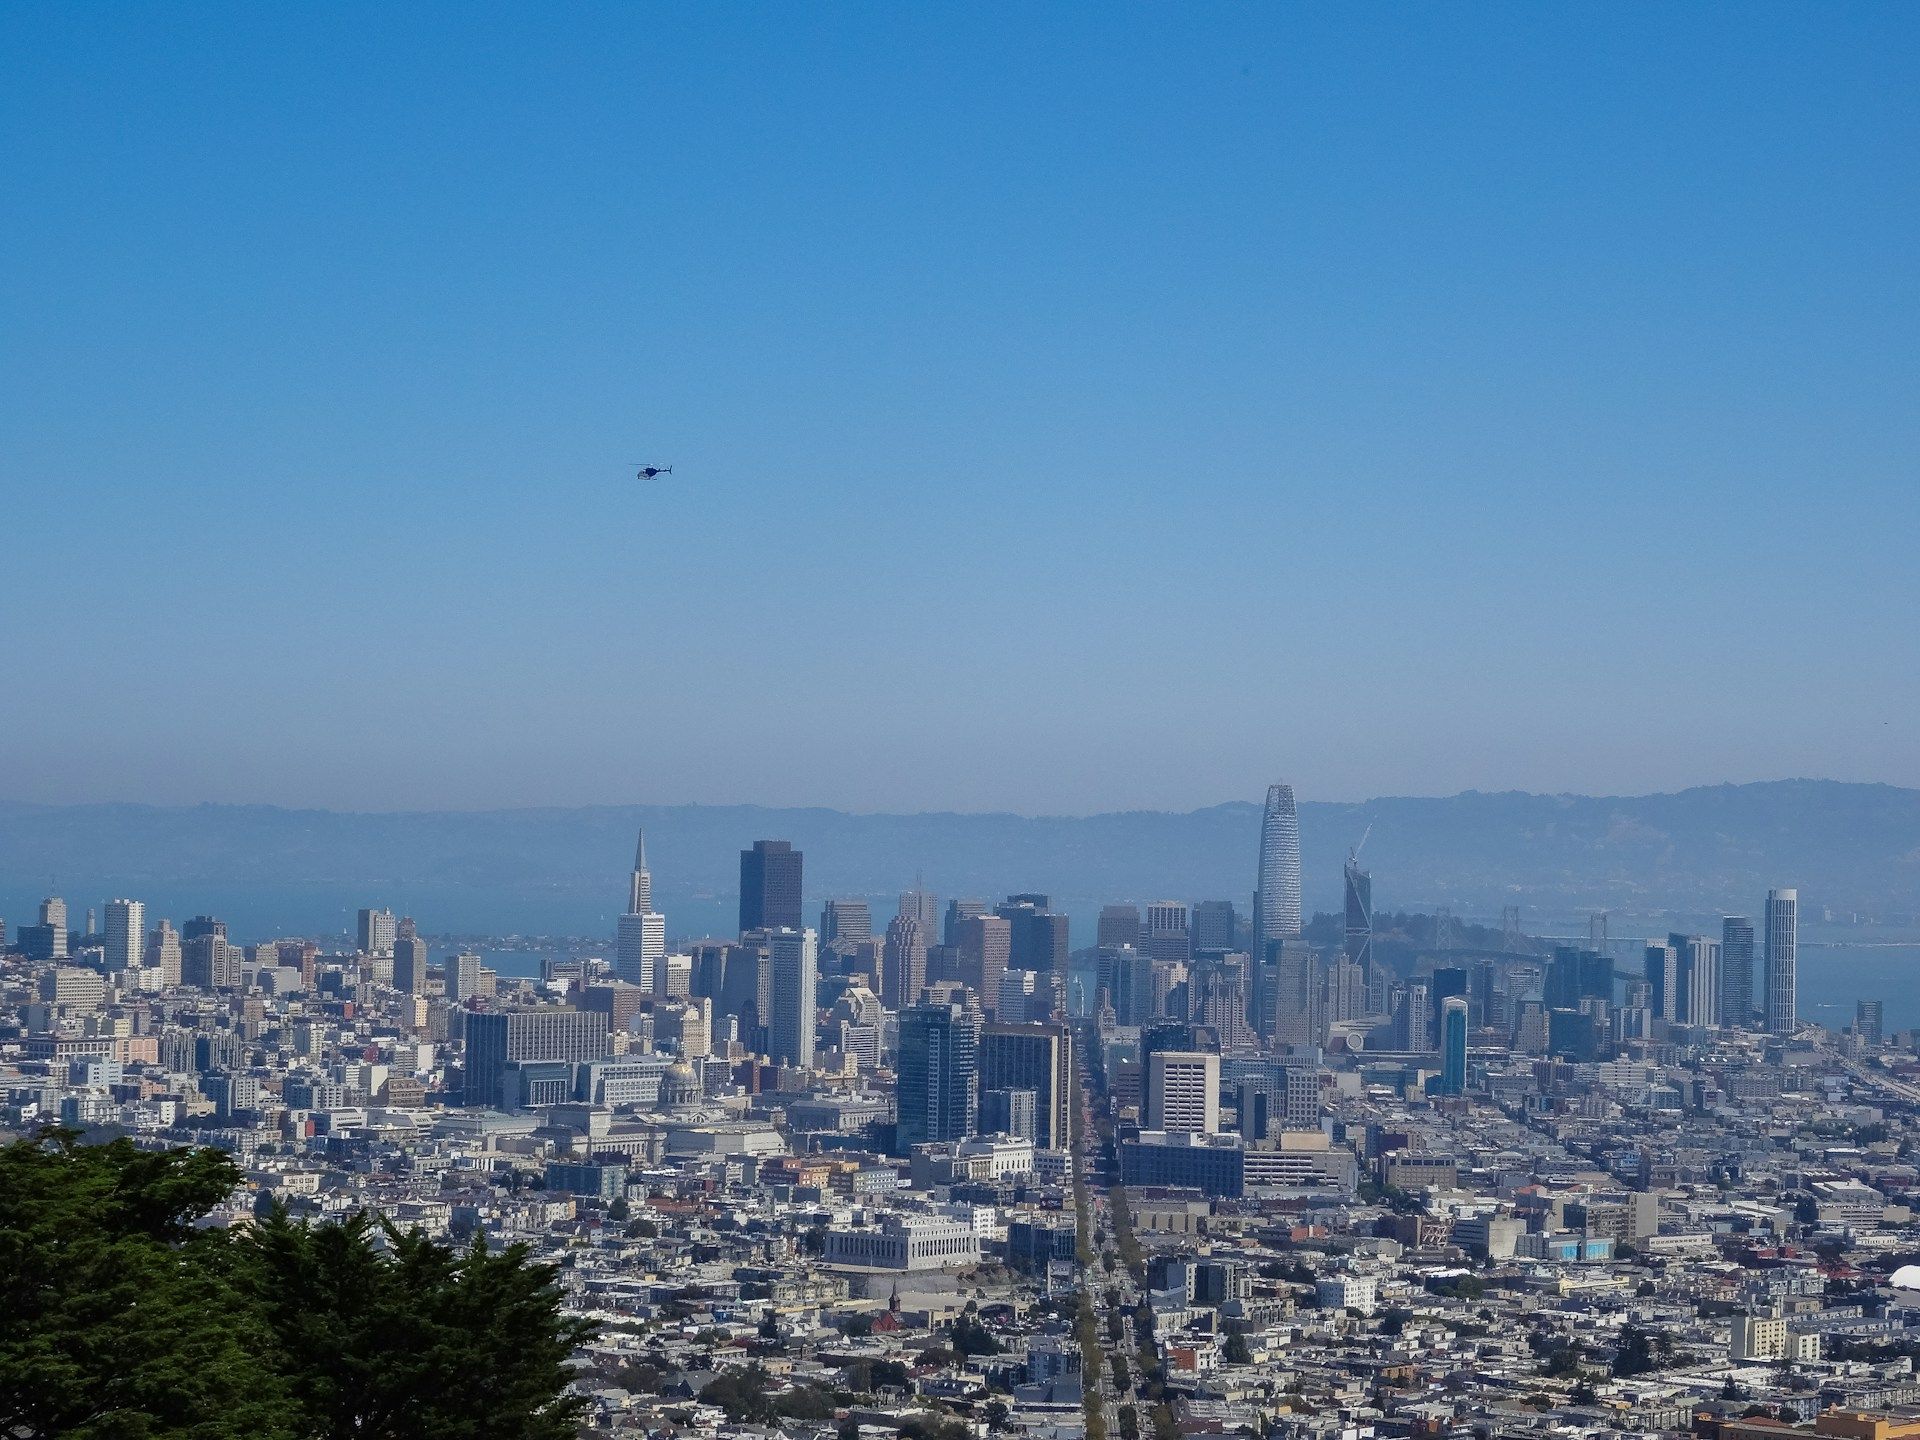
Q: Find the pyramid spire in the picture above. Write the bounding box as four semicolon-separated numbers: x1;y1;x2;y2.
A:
628;829;653;915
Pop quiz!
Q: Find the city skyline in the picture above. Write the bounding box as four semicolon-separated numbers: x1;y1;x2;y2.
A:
6;9;1917;1437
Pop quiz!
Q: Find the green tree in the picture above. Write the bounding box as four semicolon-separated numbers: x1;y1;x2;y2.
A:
1540;1343;1583;1379
1611;1325;1669;1378
898;1416;971;1440
244;1206;595;1440
0;1129;296;1440
950;1306;1005;1358
701;1365;777;1423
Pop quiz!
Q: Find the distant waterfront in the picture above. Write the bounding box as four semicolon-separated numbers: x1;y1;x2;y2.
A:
463;925;1920;1031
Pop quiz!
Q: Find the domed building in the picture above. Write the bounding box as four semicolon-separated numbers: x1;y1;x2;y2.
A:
660;1059;701;1110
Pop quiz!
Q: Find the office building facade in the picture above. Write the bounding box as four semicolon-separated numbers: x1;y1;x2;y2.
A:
978;1020;1071;1150
766;927;818;1068
896;1001;980;1152
739;840;803;934
1253;782;1302;958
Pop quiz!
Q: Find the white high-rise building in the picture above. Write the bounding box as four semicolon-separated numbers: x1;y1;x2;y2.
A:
767;927;818;1069
104;898;145;974
40;898;69;960
1254;783;1302;959
147;919;182;988
1146;1050;1220;1135
1765;888;1798;1037
616;830;666;990
617;912;666;991
1681;936;1720;1029
357;907;397;956
448;951;482;1003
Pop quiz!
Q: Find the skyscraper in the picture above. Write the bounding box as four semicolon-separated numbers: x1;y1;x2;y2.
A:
616;912;665;992
448;950;482;1003
1765;887;1797;1037
182;930;238;991
146;919;181;988
767;927;818;1069
1436;996;1469;1096
104;898;144;974
897;887;940;941
1857;999;1885;1046
616;829;666;991
943;899;988;948
1106;943;1152;1027
895;1001;980;1152
1097;905;1143;950
997;896;1069;973
1144;902;1192;966
956;912;1012;1014
19;897;68;962
1721;915;1755;1028
628;830;653;914
1343;857;1372;978
739;840;803;934
819;899;873;953
1644;942;1679;1023
394;928;430;995
1430;966;1468;1039
1263;941;1322;1047
1254;783;1302;959
1323;954;1367;1024
464;1007;608;1110
357;907;396;956
1191;900;1237;953
978;1021;1071;1150
1189;951;1256;1051
1672;933;1720;1028
881;913;928;1009
1146;1050;1220;1134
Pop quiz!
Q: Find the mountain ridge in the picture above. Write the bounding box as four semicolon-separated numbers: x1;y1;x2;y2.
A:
3;779;1916;941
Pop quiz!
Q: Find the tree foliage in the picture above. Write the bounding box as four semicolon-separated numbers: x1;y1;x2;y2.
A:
0;1131;293;1440
0;1129;594;1440
698;1365;834;1423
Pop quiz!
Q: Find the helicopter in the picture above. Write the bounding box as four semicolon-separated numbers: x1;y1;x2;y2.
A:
634;464;674;480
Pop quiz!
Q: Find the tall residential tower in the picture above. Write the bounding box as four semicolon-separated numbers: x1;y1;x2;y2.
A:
1765;888;1798;1037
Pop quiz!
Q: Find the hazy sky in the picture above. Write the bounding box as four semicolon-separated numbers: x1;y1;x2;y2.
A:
2;5;1915;815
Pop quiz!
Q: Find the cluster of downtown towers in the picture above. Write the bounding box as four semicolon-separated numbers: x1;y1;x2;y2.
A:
603;784;1805;1145
598;786;1298;1151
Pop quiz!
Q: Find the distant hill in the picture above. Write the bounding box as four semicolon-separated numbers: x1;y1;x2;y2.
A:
2;780;1916;944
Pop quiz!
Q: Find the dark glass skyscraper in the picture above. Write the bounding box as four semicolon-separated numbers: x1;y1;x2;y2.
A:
978;1021;1071;1151
1191;900;1236;953
996;895;1069;972
1430;966;1468;1038
1721;915;1755;1028
738;840;803;934
1436;996;1469;1095
1343;858;1372;976
895;1001;979;1153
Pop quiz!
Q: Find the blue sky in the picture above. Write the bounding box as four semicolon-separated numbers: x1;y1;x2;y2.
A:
2;4;1915;813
